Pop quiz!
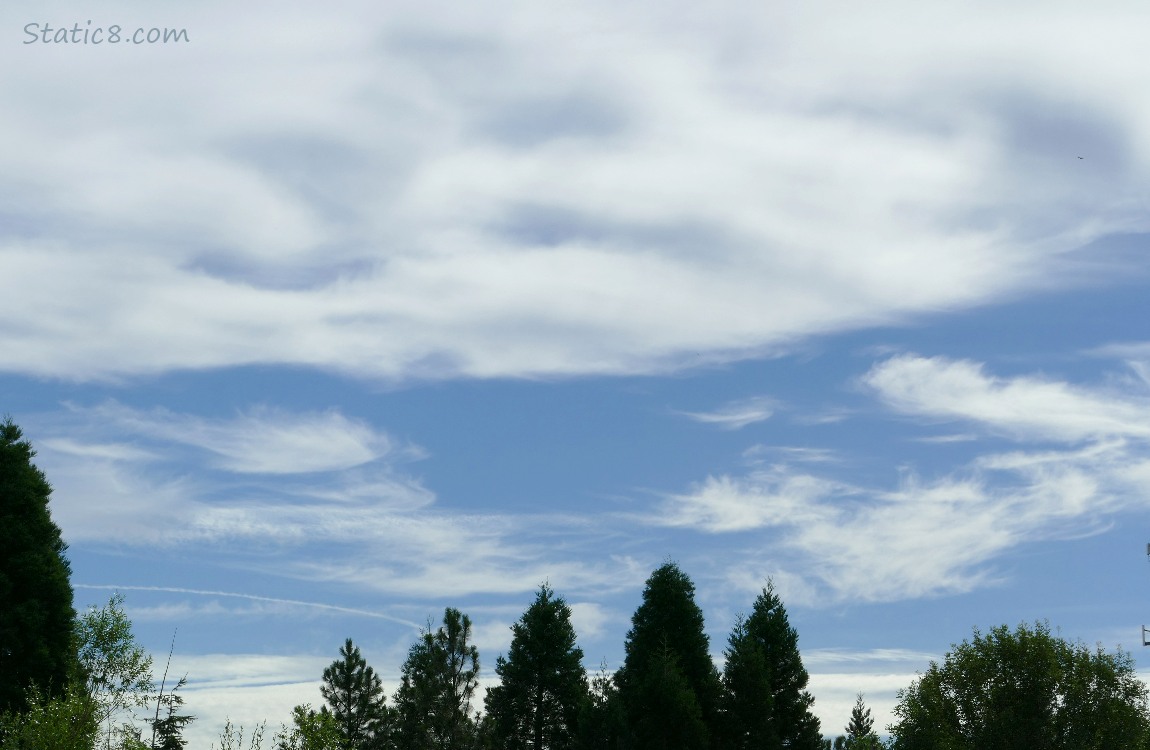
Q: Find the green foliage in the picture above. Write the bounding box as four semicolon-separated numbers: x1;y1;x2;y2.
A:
393;608;481;750
485;584;589;750
575;663;625;750
0;685;98;750
889;621;1150;750
76;593;155;746
149;675;193;750
275;705;342;750
617;562;721;750
0;418;77;715
721;581;821;750
843;694;881;750
320;639;390;750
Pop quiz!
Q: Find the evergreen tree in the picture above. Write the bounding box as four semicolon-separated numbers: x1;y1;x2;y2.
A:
843;694;880;750
722;581;822;750
150;676;194;750
320;639;390;750
617;562;721;750
0;418;77;715
575;663;625;750
485;584;588;750
393;609;480;750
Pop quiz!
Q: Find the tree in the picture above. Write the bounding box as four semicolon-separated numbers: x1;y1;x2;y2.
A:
721;581;822;750
320;639;390;750
275;705;342;750
888;621;1150;750
393;609;480;750
616;562;721;750
0;418;77;715
76;594;155;748
0;684;98;750
575;663;625;750
842;694;880;750
485;584;589;750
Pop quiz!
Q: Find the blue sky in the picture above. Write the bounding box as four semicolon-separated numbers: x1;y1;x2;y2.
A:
5;0;1150;745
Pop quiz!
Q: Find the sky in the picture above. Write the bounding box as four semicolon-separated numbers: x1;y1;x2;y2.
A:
4;0;1150;745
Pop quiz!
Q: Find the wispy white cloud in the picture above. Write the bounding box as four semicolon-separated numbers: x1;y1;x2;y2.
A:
73;584;423;628
678;396;775;430
863;354;1150;442
655;356;1150;602
79;402;398;474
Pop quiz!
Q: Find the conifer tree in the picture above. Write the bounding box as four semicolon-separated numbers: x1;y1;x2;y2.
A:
320;638;390;750
617;562;721;750
0;418;76;715
485;584;588;750
843;693;880;750
722;581;822;750
393;609;480;750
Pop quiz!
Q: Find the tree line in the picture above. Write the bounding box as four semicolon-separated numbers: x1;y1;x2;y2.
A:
275;563;823;750
5;416;1150;750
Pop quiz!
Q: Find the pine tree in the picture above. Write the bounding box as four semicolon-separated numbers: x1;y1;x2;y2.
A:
843;693;880;750
722;581;822;750
485;584;588;750
617;562;721;750
0;418;77;715
393;609;480;750
320;638;390;750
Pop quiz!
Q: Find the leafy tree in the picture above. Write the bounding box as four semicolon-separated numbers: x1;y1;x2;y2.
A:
275;705;342;750
393;608;480;750
616;562;721;750
0;684;98;750
0;418;77;715
485;584;588;750
721;581;822;750
889;621;1150;750
320;639;390;750
76;594;155;748
842;694;880;750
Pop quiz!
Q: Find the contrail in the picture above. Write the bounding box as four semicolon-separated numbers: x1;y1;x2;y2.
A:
75;584;422;628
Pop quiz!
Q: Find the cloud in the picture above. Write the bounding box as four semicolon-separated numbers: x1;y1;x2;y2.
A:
38;404;644;601
863;354;1150;442
678;396;775;429
3;2;1150;382
79;403;397;474
653;356;1150;602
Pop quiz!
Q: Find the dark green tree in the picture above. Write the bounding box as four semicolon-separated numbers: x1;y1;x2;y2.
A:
616;562;721;750
889;621;1150;750
721;581;822;750
575;663;625;750
843;694;880;750
0;418;77;715
485;584;588;750
320;639;390;750
393;609;480;750
149;676;193;750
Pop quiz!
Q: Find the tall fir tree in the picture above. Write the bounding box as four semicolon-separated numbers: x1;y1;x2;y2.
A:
617;562;721;750
393;608;480;750
0;418;76;715
722;581;822;750
843;693;880;750
320;638;391;750
484;584;588;750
